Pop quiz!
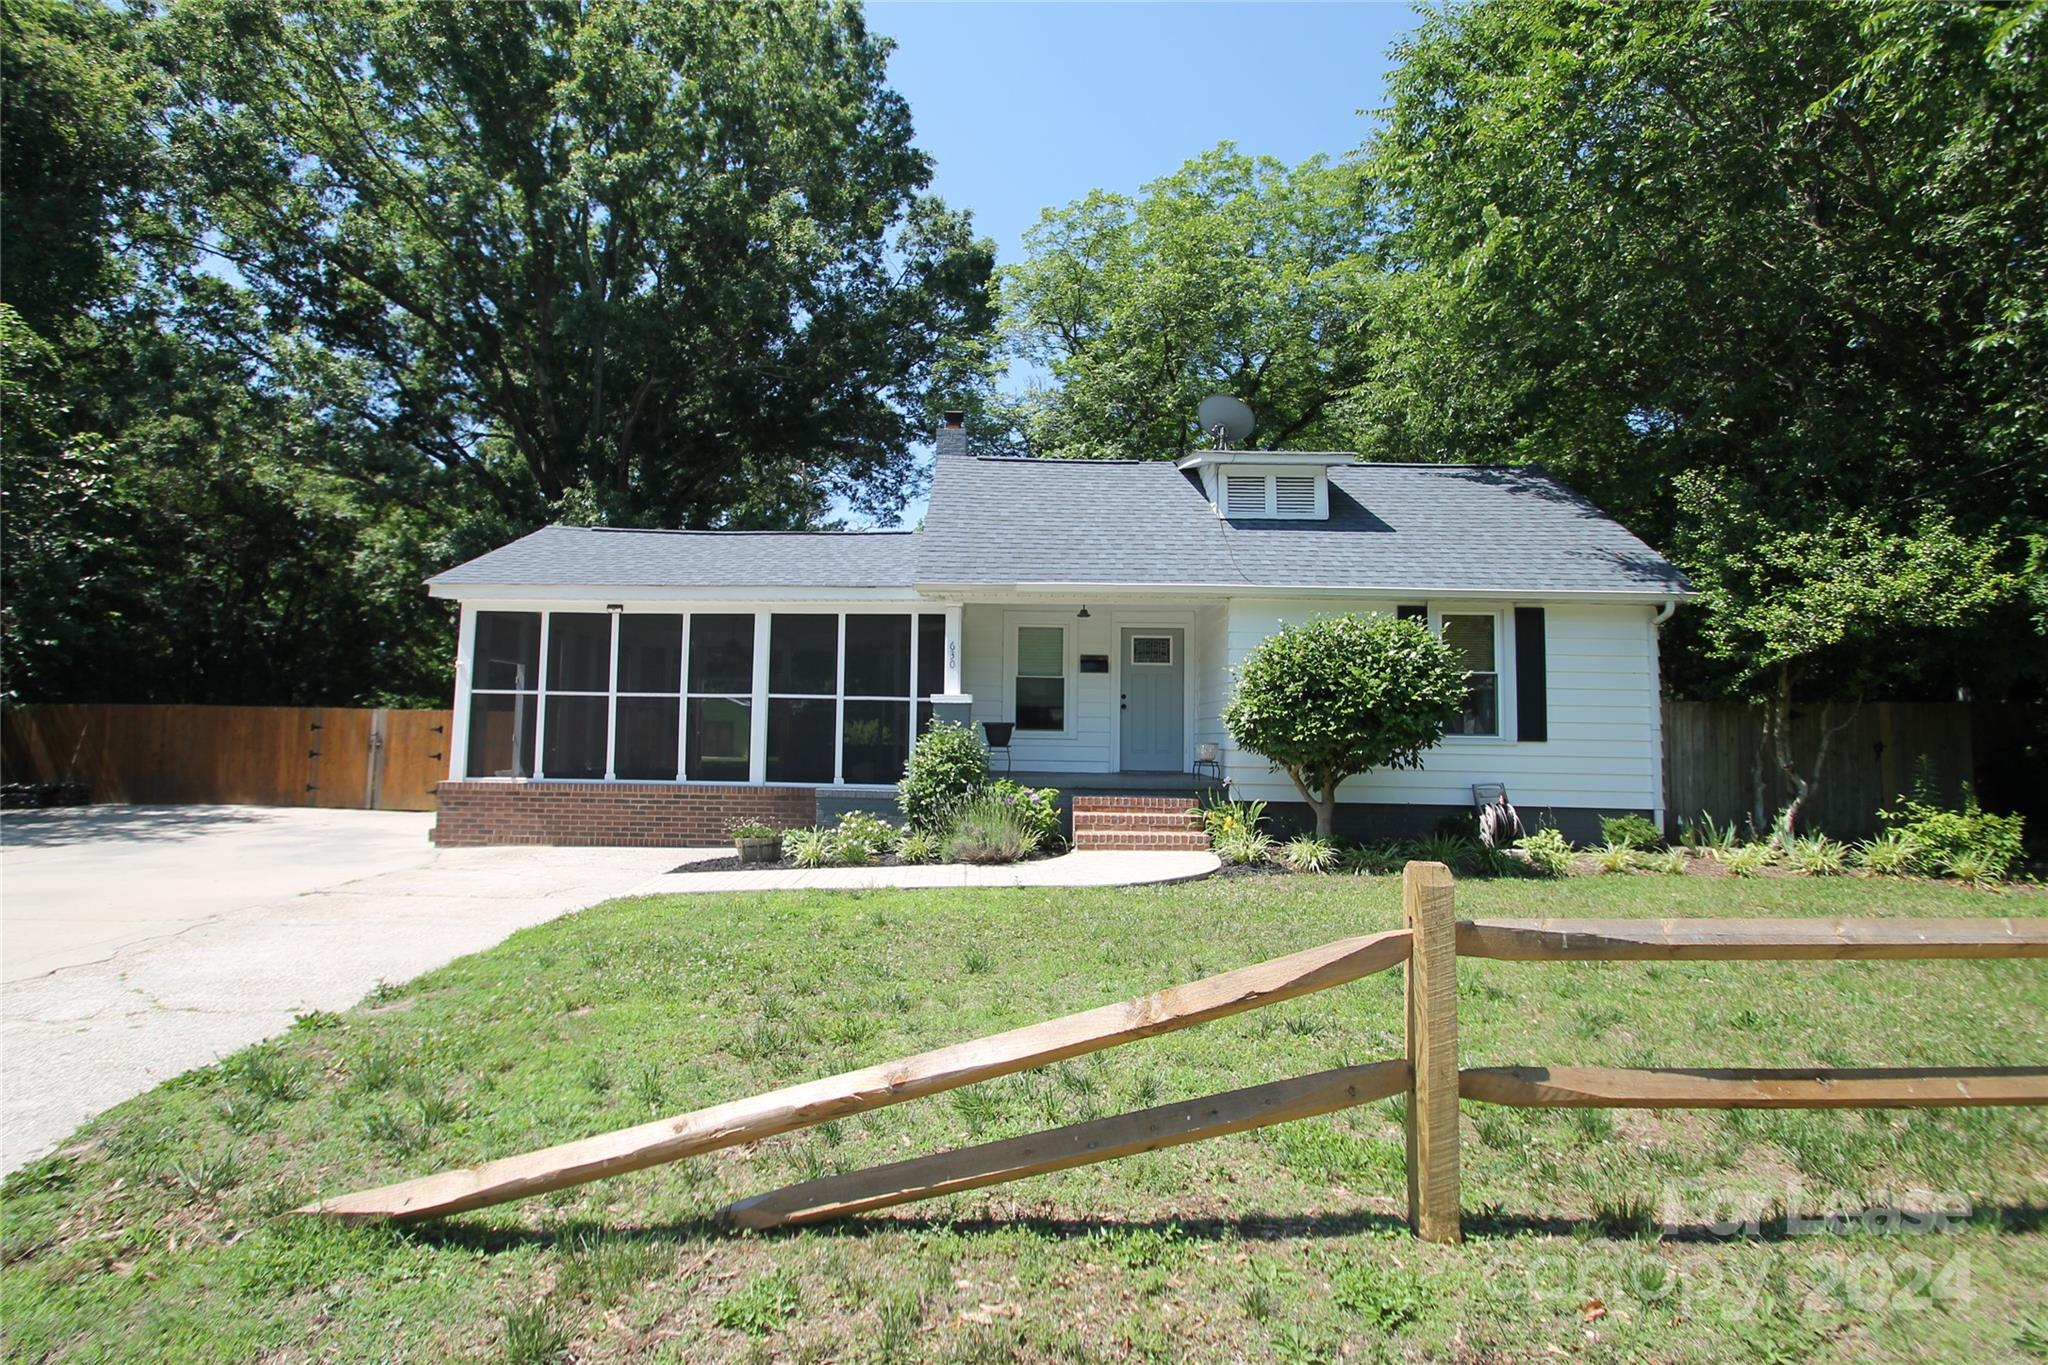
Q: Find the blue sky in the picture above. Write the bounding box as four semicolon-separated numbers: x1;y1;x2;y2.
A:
852;1;1422;527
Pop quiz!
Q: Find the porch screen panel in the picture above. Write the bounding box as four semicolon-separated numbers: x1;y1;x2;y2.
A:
614;614;684;780
916;613;945;737
1015;625;1066;731
841;613;914;784
467;611;541;777
542;612;612;777
767;614;839;783
686;614;753;781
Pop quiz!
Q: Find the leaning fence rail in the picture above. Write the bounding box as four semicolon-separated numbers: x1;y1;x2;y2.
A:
300;865;2047;1237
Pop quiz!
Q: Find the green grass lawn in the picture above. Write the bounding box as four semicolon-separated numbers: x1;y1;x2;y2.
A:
4;873;2045;1362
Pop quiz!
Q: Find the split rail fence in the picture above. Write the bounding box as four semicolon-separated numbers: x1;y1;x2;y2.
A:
302;864;2048;1237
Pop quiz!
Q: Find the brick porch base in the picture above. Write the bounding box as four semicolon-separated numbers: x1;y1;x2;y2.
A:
431;781;815;848
1070;795;1207;851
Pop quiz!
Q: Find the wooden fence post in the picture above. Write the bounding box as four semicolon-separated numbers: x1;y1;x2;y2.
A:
1404;860;1461;1243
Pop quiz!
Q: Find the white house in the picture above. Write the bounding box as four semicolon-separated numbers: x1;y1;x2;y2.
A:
424;414;1690;847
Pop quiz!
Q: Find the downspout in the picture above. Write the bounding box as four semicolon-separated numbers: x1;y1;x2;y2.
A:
1649;599;1676;836
1652;598;1677;625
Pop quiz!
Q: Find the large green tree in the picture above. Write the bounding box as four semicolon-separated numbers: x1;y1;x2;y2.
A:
154;0;994;528
996;145;1382;459
1364;0;2045;707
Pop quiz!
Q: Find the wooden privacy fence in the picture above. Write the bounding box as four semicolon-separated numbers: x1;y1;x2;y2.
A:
1662;700;1973;839
300;864;2048;1235
0;704;452;812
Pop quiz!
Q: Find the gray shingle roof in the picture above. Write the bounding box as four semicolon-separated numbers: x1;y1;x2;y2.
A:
916;457;1691;595
427;525;918;588
428;460;1690;597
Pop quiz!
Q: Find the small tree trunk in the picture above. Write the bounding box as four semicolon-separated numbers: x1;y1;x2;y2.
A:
1284;765;1339;839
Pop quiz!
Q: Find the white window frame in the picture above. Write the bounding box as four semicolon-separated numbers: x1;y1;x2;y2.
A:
464;608;541;779
1005;615;1076;737
608;611;685;782
537;610;615;780
1429;606;1512;742
1129;633;1175;667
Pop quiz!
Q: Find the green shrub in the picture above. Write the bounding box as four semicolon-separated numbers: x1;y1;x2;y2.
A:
1339;841;1404;876
1200;795;1267;842
1723;843;1774;878
1600;813;1662;849
1278;835;1339;873
1881;792;2024;881
1648;847;1688;875
942;794;1041;865
893;829;942;864
1853;830;1916;876
897;720;988;832
785;827;834;868
726;819;776;840
1593;841;1634;874
1214;826;1272;866
985;779;1062;849
1224;613;1466;837
1784;834;1848;877
830;810;895;865
1680;812;1740;853
1515;827;1574;877
1412;831;1484;874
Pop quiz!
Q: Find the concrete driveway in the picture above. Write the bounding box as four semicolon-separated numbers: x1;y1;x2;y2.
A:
1;805;691;1171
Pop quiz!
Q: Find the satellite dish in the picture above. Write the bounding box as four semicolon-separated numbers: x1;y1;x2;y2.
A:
1196;395;1255;449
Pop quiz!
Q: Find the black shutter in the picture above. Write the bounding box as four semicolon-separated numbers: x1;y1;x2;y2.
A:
1514;607;1547;742
1396;604;1427;622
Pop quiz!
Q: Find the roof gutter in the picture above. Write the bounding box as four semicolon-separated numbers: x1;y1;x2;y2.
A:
917;581;1696;606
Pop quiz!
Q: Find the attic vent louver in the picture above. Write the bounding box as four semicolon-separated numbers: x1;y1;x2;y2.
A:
1274;475;1316;515
1225;474;1267;518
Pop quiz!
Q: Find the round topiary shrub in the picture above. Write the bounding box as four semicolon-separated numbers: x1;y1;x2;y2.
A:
898;720;989;832
1224;613;1467;837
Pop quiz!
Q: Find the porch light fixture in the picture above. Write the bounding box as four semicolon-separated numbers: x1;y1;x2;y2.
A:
1076;605;1091;619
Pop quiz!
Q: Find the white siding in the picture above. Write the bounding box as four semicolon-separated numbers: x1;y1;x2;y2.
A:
1219;598;1663;813
961;604;1114;771
1193;601;1230;760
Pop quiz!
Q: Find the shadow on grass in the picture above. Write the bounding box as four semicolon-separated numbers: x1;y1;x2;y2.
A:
393;1200;2048;1254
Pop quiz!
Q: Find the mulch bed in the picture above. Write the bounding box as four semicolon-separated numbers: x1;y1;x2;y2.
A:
669;850;1058;874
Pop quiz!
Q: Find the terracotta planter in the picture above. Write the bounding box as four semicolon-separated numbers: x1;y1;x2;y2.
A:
734;835;783;865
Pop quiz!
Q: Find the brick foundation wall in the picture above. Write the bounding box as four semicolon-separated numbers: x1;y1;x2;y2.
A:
431;781;817;848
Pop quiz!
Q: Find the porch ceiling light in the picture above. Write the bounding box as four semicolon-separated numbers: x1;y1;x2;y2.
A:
1076;605;1091;619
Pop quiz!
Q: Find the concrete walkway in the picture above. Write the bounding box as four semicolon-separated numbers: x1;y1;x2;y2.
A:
0;807;686;1171
636;848;1221;894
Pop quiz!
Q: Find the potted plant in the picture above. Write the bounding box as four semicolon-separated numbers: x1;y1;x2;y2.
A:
728;820;783;865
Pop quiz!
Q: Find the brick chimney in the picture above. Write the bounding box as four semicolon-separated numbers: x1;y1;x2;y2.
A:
936;409;967;459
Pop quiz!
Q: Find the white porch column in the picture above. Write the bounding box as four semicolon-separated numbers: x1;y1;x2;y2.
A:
943;604;963;695
448;602;477;781
748;610;771;784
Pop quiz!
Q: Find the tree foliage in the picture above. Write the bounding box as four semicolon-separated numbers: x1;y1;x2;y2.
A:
1224;614;1467;836
996;145;1380;459
155;0;993;529
1365;0;2046;699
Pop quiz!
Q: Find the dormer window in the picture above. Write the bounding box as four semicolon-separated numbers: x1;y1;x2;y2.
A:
1178;450;1350;521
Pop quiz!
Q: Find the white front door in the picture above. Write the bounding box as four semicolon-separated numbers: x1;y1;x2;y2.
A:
1119;628;1185;772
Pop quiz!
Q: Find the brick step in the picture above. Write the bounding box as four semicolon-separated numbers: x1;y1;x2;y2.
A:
1072;812;1203;831
1074;830;1212;851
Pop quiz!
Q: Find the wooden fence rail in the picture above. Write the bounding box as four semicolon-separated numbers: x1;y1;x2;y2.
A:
300;866;2048;1238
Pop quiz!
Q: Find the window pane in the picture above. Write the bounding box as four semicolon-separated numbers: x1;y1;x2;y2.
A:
917;614;945;697
769;614;838;695
546;613;612;692
688;614;754;694
916;700;934;738
1131;636;1172;665
842;700;910;784
617;615;683;693
466;693;536;777
1453;675;1500;737
685;696;751;781
614;696;680;780
542;696;608;778
1441;615;1496;672
1017;626;1063;677
1016;676;1064;731
473;611;541;690
844;614;911;697
766;697;835;782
